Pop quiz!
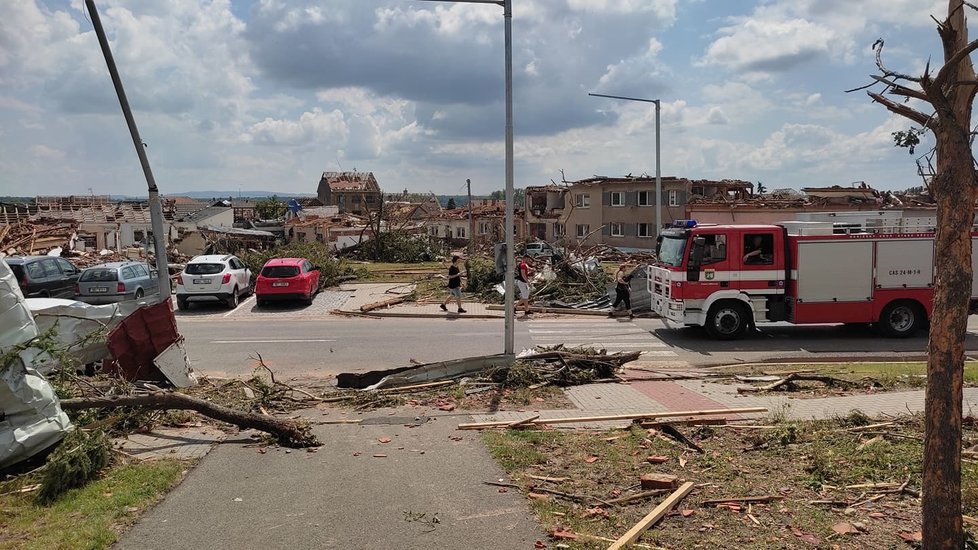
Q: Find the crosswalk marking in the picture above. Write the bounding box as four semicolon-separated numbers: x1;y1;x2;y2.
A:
526;319;677;358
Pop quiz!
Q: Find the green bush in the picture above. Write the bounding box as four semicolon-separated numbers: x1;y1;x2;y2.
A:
240;242;356;287
37;429;111;504
466;256;503;294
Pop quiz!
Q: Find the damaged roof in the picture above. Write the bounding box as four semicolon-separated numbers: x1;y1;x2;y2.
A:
320;171;380;191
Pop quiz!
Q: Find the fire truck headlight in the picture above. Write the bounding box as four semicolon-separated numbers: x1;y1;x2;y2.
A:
668;302;683;311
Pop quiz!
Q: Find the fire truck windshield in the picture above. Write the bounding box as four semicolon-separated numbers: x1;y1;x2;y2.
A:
657;236;687;267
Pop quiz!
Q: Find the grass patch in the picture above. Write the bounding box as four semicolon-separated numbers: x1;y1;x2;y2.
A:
0;459;186;550
482;415;978;549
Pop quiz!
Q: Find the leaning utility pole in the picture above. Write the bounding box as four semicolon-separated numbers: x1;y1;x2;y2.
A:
466;178;474;289
85;0;170;302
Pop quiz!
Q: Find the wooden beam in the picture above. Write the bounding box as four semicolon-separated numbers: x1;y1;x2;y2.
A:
456;407;768;430
608;481;695;550
360;295;407;312
505;414;540;429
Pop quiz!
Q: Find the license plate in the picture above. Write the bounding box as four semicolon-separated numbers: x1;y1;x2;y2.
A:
272;282;289;287
90;287;108;293
193;279;209;284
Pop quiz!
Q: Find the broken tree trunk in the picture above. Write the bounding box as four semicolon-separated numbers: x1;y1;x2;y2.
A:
736;372;853;393
359;295;407;313
60;392;320;448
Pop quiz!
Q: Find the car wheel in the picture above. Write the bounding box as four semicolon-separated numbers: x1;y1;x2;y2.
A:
878;300;924;338
134;288;144;300
177;297;189;310
256;297;265;307
705;301;751;340
226;287;239;309
303;290;314;306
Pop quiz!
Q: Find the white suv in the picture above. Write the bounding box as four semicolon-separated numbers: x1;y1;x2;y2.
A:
175;254;252;310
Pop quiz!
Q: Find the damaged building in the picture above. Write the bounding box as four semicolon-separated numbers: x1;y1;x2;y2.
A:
525;176;753;250
317;171;383;216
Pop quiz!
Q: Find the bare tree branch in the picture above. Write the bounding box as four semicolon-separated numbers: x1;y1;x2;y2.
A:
870;75;930;101
867;91;932;126
933;38;978;90
874;38;923;82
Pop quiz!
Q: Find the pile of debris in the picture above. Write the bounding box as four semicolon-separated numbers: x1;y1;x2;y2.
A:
336;346;641;392
0;220;78;256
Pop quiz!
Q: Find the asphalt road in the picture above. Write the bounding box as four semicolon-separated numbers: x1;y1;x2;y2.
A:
176;294;978;379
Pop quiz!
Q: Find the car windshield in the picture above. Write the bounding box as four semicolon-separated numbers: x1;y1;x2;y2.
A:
657;236;688;267
186;263;224;275
80;269;118;282
262;266;300;278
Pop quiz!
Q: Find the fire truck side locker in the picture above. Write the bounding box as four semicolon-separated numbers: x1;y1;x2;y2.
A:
791;239;876;324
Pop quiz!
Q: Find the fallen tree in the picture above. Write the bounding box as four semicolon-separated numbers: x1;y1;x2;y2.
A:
60;392;320;448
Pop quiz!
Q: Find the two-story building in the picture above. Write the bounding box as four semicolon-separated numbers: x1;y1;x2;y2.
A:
525;176;754;250
317;171;383;215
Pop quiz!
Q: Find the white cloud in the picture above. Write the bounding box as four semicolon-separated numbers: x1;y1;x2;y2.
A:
29;144;66;161
703;18;837;74
243;108;348;146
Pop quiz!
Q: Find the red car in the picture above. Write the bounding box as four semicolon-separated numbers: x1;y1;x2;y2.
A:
255;258;321;306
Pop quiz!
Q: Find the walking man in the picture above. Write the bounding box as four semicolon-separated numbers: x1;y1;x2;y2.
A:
440;255;466;313
516;253;534;316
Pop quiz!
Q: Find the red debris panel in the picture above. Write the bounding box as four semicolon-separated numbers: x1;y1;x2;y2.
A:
105;300;179;382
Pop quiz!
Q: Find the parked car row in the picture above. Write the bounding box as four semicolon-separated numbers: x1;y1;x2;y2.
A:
175;254;321;310
3;253;322;310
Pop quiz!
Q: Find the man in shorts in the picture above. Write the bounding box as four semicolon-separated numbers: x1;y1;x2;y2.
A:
440;255;466;313
516;253;533;316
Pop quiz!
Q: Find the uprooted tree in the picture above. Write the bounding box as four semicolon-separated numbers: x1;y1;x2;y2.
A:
856;1;978;546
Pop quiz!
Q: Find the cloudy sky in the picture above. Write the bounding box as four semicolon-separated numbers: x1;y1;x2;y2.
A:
0;0;950;198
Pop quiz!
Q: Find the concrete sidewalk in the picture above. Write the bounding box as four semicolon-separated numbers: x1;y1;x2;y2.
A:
336;282;504;319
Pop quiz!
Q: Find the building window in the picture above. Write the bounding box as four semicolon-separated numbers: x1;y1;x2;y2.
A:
576;224;590;238
575;193;590;208
691;186;705;196
479;221;490;234
611;191;625;206
553;223;564;237
610;222;625;237
637;223;654;238
669;190;679;207
637;191;653;206
455;227;466;239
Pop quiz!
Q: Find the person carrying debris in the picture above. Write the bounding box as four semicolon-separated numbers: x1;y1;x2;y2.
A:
440;255;466;314
516;253;534;316
613;262;632;316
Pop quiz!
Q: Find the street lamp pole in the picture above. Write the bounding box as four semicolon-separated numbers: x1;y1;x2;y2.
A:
588;92;662;239
86;0;170;301
417;0;515;355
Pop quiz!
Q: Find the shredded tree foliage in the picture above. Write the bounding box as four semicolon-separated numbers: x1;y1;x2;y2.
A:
36;429;111;504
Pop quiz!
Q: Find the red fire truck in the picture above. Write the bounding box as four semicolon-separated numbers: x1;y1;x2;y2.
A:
649;219;978;339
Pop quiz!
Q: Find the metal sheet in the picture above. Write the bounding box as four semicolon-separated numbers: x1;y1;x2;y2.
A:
796;241;874;302
0;260;72;470
875;239;934;289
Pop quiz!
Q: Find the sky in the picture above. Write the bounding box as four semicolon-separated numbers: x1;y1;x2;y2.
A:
0;0;952;198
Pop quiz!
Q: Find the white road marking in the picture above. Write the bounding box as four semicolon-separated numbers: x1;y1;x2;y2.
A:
223;295;255;317
532;341;668;348
210;339;337;344
529;329;648;334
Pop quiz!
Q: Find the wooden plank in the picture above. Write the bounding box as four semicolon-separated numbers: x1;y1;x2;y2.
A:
608;481;695;550
505;415;540;429
700;495;783;506
457;407;768;430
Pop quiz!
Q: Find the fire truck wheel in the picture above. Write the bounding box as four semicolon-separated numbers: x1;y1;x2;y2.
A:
879;301;924;338
705;301;751;340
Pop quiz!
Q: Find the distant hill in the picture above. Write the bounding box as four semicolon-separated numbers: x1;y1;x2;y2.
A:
166;191;315;200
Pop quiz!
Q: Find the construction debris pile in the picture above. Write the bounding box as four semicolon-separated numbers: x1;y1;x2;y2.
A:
486;347;642;388
0;219;78;256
